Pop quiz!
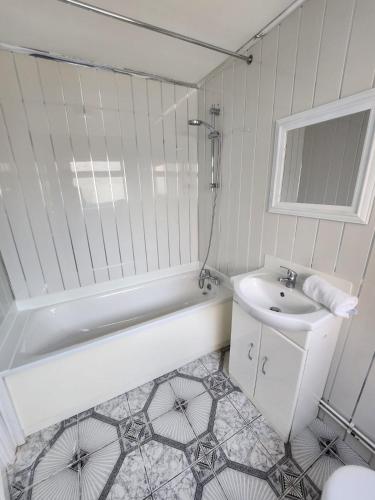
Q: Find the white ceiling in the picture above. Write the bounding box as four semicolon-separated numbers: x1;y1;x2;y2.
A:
0;0;296;83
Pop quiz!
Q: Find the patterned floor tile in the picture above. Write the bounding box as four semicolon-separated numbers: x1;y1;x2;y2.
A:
154;370;179;385
105;447;150;500
169;376;207;401
290;426;323;473
9;422;79;496
94;393;131;422
79;440;122;499
199;351;222;373
78;415;121;455
32;425;80;486
184;392;213;438
152;466;197;500
7;421;64;487
141;440;191;492
150;408;196;444
177;359;209;379
204;372;235;399
308;418;367;468
146;376;212;444
127;381;155;416
227;391;260;423
280;477;320;500
146;382;176;421
250;416;285;464
212;396;246;445
120;412;152;451
328;438;368;467
28;468;80;500
268;458;320;499
301;452;341;492
15;441;122;499
221;424;277;472
201;475;228;500
9;349;362;500
186;433;227;482
308;418;338;442
290;417;367;489
216;467;277;500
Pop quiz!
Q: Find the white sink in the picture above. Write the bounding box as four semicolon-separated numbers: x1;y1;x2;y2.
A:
232;270;332;332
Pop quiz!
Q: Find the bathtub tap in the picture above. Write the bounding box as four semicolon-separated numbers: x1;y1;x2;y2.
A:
199;268;220;289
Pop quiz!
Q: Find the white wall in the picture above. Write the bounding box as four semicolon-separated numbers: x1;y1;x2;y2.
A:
198;0;375;453
0;51;198;299
0;254;13;326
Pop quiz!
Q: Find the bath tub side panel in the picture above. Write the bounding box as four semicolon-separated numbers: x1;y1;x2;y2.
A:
5;300;232;435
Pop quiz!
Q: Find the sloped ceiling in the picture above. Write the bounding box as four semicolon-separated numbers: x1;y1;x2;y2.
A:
0;0;297;83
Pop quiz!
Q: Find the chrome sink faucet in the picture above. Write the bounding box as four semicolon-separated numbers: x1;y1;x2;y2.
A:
278;266;298;289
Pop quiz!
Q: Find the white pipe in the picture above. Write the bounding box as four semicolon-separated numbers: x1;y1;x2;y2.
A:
319;399;375;454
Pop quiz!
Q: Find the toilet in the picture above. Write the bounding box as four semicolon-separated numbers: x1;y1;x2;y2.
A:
322;465;375;500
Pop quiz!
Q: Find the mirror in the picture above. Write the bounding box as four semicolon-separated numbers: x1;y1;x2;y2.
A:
269;89;375;224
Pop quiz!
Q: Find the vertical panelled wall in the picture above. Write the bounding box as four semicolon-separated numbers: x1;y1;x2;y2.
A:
0;254;13;325
0;51;198;300
198;0;375;452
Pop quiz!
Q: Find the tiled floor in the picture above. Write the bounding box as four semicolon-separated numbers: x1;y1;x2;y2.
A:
7;347;368;499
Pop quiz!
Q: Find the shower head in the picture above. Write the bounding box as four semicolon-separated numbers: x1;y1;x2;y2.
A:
188;119;219;138
188;119;213;130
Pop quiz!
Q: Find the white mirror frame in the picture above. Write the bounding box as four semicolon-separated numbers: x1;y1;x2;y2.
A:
269;89;375;224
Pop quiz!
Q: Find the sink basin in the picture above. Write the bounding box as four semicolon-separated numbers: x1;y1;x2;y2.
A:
232;271;332;332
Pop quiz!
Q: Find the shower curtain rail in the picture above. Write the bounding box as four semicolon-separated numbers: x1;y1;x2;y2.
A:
0;43;199;89
57;0;253;65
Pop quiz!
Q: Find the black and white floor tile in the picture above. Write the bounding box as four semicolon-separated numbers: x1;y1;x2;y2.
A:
290;417;368;491
7;347;370;499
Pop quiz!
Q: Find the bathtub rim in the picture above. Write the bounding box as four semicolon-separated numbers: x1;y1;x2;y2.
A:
15;262;204;311
0;283;232;378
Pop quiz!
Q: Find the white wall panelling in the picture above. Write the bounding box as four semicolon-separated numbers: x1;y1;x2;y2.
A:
0;50;198;299
0;255;13;326
198;0;375;455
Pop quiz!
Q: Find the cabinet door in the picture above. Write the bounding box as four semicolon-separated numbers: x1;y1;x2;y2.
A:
254;325;306;440
229;301;261;398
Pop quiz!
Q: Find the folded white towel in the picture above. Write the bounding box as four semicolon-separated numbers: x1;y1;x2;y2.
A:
302;275;358;318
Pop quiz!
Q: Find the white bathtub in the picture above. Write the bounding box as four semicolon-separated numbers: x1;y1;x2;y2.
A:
17;272;229;360
1;270;232;436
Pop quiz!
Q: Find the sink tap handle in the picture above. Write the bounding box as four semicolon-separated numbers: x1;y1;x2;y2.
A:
280;266;297;279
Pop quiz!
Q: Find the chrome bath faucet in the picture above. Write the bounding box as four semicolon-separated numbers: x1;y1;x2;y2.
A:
199;269;220;289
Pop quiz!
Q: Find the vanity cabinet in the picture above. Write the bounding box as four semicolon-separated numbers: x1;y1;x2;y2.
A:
229;299;341;441
229;302;261;396
254;325;305;439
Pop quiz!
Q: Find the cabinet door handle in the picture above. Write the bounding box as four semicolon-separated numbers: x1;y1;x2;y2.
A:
247;342;254;361
261;356;268;375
